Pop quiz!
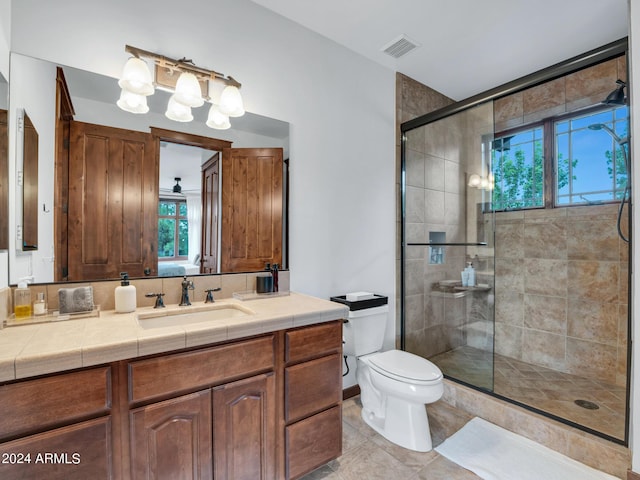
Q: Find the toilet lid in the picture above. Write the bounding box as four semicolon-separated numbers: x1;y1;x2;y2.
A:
368;350;442;384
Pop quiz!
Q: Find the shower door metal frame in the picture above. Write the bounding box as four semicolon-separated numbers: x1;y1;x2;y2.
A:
400;37;631;445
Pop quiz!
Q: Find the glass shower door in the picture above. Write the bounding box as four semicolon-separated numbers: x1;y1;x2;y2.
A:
402;101;495;391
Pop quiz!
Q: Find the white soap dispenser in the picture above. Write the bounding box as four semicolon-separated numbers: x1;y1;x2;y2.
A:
115;272;136;313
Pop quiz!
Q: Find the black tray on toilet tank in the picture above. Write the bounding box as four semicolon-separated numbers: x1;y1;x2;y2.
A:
330;294;388;311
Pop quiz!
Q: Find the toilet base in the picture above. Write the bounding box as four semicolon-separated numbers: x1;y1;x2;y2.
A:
361;395;433;452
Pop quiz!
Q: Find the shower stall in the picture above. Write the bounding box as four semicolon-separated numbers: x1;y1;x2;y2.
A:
400;39;631;444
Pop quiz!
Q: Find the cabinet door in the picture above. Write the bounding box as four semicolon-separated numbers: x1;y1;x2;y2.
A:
130;390;212;480
0;417;111;480
286;406;342;480
212;373;275;480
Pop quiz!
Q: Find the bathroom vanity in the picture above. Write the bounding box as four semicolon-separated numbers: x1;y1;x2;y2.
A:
0;293;346;480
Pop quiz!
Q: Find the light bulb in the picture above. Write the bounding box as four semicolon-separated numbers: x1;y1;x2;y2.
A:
206;103;231;130
219;85;245;117
173;72;204;107
468;174;481;188
118;57;154;96
165;95;193;122
116;89;149;114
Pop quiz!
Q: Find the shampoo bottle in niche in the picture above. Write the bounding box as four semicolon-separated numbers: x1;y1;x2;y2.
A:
14;280;32;319
465;262;476;287
115;272;137;313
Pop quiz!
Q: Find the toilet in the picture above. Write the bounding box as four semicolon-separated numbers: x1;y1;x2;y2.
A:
343;304;443;452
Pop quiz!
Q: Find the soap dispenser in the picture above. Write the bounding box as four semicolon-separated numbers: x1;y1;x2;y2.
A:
115;272;137;313
14;279;32;319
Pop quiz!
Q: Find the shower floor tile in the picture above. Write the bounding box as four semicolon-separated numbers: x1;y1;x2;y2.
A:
429;346;626;440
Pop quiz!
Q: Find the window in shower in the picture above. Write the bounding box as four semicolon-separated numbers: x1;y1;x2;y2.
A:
492;105;629;210
556;105;629;205
491;127;544;210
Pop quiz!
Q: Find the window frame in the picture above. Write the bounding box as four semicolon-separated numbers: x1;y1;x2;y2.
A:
492;104;627;212
158;198;189;261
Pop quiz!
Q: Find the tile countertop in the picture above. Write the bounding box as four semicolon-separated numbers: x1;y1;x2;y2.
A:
0;292;349;383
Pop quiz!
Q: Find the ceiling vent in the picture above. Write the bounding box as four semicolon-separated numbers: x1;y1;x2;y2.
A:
381;34;420;59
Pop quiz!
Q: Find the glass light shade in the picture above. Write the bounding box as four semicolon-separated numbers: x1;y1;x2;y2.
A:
468;173;481;188
116;89;149;114
219;85;245;117
165;95;194;122
173;72;204;107
118;57;154;96
206;103;231;130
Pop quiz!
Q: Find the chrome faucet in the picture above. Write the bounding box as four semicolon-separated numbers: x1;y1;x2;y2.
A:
179;276;195;306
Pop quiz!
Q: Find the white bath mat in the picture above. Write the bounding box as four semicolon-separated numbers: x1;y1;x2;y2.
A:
435;417;619;480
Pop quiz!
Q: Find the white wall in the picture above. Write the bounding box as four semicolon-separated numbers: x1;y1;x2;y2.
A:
9;0;397;356
0;0;9;288
8;54;56;283
0;0;9;77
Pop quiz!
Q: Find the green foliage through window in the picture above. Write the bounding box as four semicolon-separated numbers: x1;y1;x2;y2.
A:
491;127;544;210
158;200;189;259
491;106;628;211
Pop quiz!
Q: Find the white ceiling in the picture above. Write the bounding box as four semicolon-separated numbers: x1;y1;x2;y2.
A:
251;0;628;101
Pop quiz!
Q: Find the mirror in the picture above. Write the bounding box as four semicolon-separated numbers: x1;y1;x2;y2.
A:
0;72;7;252
8;52;289;284
20;110;38;251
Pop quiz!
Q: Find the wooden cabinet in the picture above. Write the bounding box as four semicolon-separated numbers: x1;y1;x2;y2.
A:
0;321;343;480
0;367;113;480
128;336;277;479
0;417;113;480
284;321;343;479
130;390;212;480
213;373;276;479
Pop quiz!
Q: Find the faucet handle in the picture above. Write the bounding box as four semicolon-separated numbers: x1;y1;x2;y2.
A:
204;288;222;303
145;292;166;308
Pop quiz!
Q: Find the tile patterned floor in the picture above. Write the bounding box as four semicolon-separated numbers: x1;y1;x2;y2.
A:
430;346;626;440
300;396;481;480
302;395;623;480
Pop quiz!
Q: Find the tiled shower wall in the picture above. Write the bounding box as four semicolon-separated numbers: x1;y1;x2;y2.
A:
403;104;494;358
495;205;629;386
395;73;454;347
492;54;629;387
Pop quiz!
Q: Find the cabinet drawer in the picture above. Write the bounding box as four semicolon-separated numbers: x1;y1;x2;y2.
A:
129;335;275;403
0;417;112;480
285;321;342;364
286;405;342;480
0;366;111;440
285;353;342;423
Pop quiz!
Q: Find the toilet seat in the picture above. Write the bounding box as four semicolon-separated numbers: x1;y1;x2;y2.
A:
367;349;442;385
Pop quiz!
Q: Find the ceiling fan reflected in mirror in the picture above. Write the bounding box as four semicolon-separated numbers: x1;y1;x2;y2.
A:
159;177;200;196
173;177;182;193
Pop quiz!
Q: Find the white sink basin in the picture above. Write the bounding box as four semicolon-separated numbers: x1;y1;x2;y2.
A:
137;304;254;329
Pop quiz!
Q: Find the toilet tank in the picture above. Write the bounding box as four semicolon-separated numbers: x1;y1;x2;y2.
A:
343;305;389;357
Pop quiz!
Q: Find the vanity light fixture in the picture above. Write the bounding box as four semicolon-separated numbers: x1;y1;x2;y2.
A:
117;45;244;129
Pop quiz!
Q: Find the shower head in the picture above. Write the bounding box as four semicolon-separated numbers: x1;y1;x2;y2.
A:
587;123;628;145
602;79;627;106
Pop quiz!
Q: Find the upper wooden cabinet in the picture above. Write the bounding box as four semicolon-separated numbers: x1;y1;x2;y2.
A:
67;121;158;281
221;147;283;272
